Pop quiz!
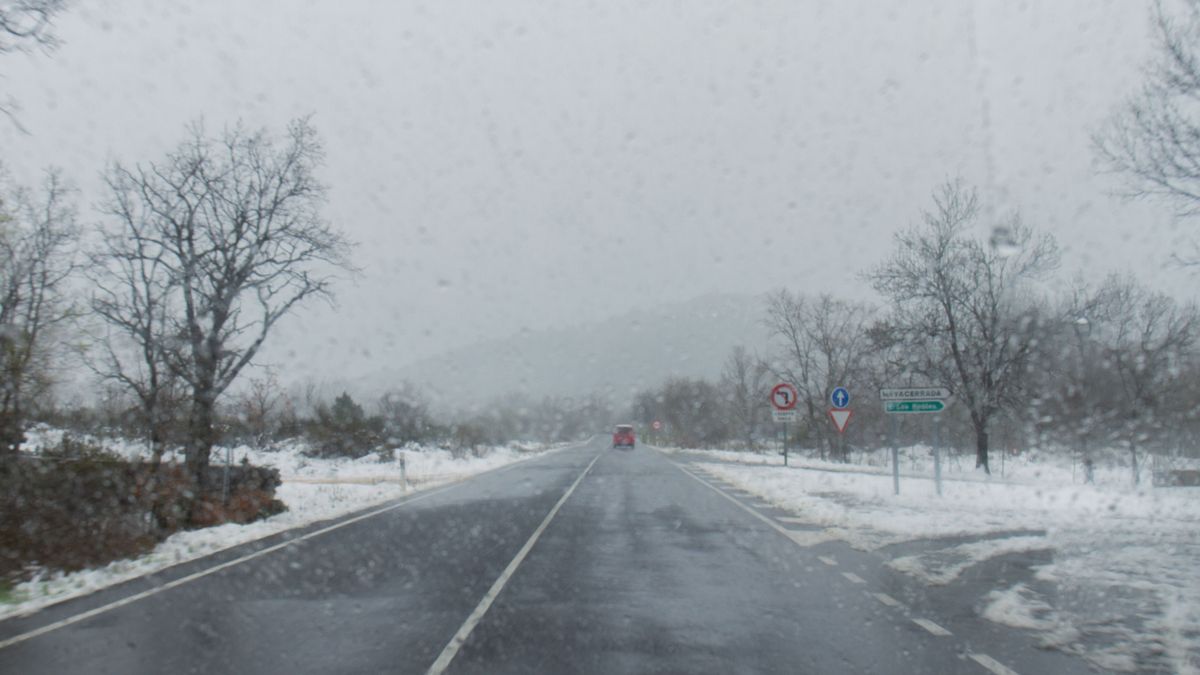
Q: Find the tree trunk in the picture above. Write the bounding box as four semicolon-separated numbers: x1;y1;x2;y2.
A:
185;389;217;489
974;423;991;474
1129;439;1139;486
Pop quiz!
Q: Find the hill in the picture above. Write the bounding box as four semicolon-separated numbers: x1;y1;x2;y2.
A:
345;293;771;413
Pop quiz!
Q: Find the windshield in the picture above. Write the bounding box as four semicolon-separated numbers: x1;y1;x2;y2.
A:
0;1;1197;674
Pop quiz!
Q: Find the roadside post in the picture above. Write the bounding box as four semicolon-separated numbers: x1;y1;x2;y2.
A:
933;415;942;496
770;383;799;467
222;444;233;504
880;387;952;496
397;450;407;492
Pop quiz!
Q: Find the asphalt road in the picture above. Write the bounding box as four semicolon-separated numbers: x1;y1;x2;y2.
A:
0;439;1094;674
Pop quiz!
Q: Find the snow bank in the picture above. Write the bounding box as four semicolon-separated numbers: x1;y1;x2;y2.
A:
692;452;1200;673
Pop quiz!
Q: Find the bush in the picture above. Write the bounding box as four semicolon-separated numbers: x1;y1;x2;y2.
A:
0;455;285;584
305;392;382;458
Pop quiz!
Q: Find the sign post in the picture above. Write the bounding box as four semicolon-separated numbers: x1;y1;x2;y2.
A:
770;383;799;467
933;415;942;497
880;387;952;496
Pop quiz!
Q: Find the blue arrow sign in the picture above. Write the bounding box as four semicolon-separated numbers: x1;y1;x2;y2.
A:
831;386;850;409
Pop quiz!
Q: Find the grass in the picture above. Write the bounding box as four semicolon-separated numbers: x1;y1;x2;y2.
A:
0;580;22;605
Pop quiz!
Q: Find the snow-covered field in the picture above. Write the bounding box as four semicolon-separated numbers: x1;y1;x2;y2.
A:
3;429;566;621
667;446;1200;674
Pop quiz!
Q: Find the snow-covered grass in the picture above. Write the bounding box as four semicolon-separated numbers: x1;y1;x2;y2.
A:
674;446;1200;673
2;431;566;621
659;442;1190;488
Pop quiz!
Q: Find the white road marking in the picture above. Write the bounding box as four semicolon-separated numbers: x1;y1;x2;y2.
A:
912;618;952;637
818;556;838;567
842;572;866;584
969;653;1020;675
873;592;901;607
426;453;602;675
0;445;583;652
0;480;464;651
776;516;809;525
671;463;807;544
784;530;833;547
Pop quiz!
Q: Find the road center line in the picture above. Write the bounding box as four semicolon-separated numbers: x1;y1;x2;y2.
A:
426;452;602;675
842;572;866;584
912;618;953;637
818;556;838;567
872;592;901;607
969;652;1021;675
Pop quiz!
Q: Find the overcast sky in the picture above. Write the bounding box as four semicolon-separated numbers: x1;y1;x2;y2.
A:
1;0;1190;385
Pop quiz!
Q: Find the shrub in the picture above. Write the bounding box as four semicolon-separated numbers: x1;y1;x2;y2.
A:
0;455;285;584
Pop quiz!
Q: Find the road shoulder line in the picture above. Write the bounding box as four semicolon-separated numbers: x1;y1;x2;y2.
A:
0;443;583;650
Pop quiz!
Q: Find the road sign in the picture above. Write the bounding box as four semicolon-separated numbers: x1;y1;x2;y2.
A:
879;387;951;401
772;409;798;422
770;383;799;411
830;387;850;409
828;408;852;432
652;420;662;431
884;400;945;414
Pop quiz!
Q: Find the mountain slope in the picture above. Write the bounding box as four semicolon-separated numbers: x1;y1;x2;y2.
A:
351;293;770;412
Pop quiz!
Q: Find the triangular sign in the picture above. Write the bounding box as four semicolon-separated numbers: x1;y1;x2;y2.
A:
828;408;852;433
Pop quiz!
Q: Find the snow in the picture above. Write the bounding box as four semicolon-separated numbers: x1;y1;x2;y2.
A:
1;434;566;621
675;446;1200;673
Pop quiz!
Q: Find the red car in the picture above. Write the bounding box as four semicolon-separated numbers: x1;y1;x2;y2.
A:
612;424;636;449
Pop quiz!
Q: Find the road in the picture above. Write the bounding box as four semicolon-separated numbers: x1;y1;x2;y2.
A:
0;439;1093;674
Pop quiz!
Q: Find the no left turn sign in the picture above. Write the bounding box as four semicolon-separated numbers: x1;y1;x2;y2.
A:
770;383;799;411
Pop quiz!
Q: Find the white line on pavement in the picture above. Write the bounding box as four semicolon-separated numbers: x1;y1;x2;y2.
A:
912;618;953;637
0;479;465;651
671;462;810;545
872;592;901;607
969;653;1021;675
842;572;866;584
426;452;602;675
818;556;838;567
0;444;586;652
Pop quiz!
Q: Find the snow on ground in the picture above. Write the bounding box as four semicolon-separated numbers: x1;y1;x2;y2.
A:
2;432;567;621
674;446;1200;673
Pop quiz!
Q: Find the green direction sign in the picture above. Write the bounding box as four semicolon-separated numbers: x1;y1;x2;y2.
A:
884;400;945;414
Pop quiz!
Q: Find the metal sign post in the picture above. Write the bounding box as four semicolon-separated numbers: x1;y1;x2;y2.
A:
881;387;952;497
933;416;942;497
770;383;799;467
890;415;899;495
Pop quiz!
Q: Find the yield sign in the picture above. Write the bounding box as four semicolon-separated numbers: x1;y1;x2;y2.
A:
828;408;852;433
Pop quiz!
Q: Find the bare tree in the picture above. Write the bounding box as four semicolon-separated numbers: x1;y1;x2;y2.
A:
1;0;69;125
1095;0;1200;256
88;192;182;467
867;180;1058;473
720;345;769;451
235;368;282;449
0;0;64;54
378;381;433;446
1090;274;1197;484
764;290;874;461
0;167;77;455
102;118;353;489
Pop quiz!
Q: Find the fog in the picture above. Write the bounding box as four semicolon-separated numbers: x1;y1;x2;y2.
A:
1;0;1188;386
